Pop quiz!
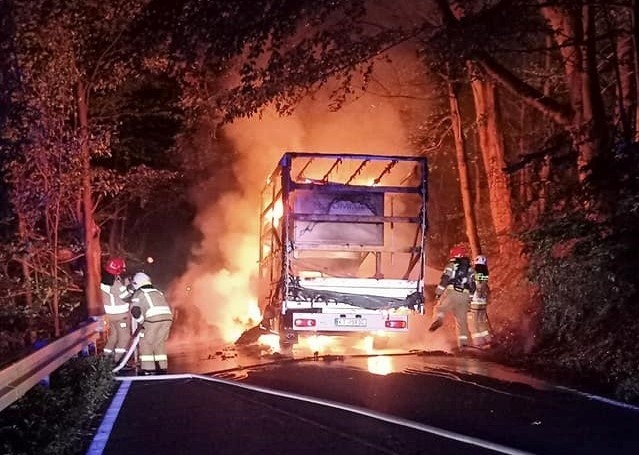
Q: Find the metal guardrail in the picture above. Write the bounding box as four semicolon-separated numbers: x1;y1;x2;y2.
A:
0;319;102;413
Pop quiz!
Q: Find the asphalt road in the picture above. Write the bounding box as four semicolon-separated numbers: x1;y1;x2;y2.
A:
89;344;639;455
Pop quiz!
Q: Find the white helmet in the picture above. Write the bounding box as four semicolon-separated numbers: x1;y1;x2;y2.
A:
474;255;487;266
132;272;152;290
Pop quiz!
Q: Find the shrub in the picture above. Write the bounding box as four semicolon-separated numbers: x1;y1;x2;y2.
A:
0;356;117;455
521;190;639;401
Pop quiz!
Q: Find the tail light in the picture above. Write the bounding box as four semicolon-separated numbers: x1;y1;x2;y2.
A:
385;320;406;329
294;318;317;327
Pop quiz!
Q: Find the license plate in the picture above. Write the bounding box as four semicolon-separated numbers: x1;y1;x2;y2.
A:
335;317;367;327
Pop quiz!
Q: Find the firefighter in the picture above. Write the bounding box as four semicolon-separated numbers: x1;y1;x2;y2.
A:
428;245;475;350
469;255;491;348
100;257;132;361
130;272;173;375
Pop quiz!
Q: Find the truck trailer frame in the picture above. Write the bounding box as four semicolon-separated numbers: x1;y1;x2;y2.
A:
258;152;428;347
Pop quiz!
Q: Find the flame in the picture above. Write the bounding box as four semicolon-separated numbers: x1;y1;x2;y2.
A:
226;297;261;342
169;88;424;354
257;334;281;352
264;198;284;228
301;335;334;353
354;335;375;353
367;356;393;375
169;225;262;345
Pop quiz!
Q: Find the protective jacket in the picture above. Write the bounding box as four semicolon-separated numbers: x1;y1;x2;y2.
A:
469;263;491;347
435;257;476;297
100;276;131;315
431;257;475;349
100;275;132;358
130;285;173;372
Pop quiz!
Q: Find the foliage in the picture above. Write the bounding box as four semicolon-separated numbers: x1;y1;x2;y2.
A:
0;303;32;365
0;239;84;364
155;0;411;120
522;142;639;402
1;0;639;408
0;356;117;455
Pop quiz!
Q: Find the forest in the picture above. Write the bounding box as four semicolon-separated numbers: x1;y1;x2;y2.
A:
1;0;638;403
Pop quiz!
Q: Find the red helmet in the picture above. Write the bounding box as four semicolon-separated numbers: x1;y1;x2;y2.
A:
449;245;468;259
105;257;126;275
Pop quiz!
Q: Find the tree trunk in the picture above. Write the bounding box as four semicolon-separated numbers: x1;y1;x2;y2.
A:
447;77;481;257
77;80;102;317
436;0;606;182
611;13;635;140
17;214;34;308
52;176;61;337
468;63;518;254
539;2;606;180
631;0;639;139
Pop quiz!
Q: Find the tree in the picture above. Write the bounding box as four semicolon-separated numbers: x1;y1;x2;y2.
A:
4;0;153;320
432;0;621;183
445;68;482;256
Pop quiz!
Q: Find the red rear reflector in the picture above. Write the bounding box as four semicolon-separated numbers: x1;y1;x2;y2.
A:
294;318;316;327
385;320;406;329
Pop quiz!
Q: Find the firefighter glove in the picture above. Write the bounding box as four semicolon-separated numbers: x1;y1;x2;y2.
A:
131;306;142;319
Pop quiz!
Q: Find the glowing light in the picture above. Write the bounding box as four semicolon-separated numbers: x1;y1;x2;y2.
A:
258;334;280;352
246;298;262;322
263;199;284;228
367;356;393;375
355;335;375;354
146;256;154;264
301;335;334;353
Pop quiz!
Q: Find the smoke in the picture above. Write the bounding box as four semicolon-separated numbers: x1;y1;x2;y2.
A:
166;46;446;353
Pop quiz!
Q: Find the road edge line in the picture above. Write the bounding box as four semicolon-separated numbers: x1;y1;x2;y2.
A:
85;380;132;455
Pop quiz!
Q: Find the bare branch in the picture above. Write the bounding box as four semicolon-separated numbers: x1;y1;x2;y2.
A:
474;50;573;125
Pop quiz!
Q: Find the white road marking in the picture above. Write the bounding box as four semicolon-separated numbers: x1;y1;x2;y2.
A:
85;380;132;455
555;386;639;411
116;373;534;454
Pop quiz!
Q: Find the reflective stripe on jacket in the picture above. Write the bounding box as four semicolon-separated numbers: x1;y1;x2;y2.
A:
100;279;130;315
131;287;172;320
435;258;475;297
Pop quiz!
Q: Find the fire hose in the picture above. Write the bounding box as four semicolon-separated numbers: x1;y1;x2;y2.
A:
112;325;143;373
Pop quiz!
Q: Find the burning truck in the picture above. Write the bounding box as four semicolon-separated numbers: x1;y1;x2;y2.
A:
239;152;428;350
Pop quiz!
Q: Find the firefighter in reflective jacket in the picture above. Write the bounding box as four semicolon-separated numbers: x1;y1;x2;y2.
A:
130;272;173;374
100;257;132;361
429;245;475;350
469;255;491;348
